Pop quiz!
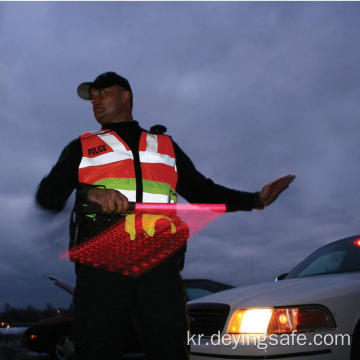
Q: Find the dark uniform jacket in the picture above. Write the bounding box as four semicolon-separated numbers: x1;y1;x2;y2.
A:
36;121;260;262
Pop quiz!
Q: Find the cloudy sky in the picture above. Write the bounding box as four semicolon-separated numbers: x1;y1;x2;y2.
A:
1;2;360;308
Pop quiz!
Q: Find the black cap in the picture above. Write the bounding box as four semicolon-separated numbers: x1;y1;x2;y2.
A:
77;72;132;100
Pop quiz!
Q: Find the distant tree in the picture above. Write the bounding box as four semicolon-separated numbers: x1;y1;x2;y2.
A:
1;303;19;323
45;302;55;311
24;305;38;322
3;302;11;313
43;302;56;318
0;302;66;324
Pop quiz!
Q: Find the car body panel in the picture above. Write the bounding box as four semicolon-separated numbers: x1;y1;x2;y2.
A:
189;237;360;360
189;272;360;337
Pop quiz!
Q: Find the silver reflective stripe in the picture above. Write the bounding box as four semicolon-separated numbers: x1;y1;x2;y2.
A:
113;190;169;203
146;133;158;153
139;151;175;167
97;133;130;154
79;151;133;168
142;192;170;203
114;189;136;202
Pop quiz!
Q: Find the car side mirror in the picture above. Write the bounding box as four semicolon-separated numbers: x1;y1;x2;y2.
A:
275;273;288;282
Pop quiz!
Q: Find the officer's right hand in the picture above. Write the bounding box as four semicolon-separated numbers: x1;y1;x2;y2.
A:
87;188;129;214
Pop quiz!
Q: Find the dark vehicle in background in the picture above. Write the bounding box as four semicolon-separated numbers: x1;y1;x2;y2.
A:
23;275;233;360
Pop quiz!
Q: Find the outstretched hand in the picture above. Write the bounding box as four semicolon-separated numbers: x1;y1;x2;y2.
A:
258;174;295;208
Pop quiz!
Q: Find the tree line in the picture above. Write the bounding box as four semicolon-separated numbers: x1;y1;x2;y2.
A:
0;302;67;325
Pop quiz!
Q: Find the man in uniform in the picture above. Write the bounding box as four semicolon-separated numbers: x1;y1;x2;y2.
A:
36;72;294;360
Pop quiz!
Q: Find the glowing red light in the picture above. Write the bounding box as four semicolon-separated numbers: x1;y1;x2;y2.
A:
353;239;360;247
60;203;226;276
135;203;226;212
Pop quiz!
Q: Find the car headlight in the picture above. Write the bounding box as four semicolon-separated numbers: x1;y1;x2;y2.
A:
226;306;336;334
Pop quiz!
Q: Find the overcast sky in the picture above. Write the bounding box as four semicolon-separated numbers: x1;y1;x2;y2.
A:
1;2;360;309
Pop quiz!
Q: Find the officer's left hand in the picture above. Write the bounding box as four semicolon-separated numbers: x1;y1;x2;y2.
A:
258;174;295;208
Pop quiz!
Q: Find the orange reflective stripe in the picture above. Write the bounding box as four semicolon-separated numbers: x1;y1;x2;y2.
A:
157;135;176;157
79;159;135;184
138;131;148;152
141;163;177;190
80;132;114;158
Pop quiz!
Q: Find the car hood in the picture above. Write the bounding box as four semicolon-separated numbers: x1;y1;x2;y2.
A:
188;272;360;308
24;313;73;333
36;314;73;325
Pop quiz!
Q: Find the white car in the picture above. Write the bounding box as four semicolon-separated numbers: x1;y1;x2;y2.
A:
188;235;360;360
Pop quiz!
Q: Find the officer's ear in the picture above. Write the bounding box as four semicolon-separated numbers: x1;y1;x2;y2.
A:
121;90;132;105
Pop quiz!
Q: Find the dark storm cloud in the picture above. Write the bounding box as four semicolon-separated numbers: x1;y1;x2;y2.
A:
1;2;360;307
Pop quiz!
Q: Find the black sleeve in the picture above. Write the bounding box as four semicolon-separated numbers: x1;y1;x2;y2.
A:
36;139;82;212
174;142;260;212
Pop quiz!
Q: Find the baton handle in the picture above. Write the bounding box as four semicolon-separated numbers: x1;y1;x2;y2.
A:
79;201;136;215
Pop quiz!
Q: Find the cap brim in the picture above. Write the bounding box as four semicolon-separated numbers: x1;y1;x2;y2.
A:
77;82;93;100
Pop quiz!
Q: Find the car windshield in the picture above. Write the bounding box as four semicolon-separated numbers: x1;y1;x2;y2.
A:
187;288;215;301
286;236;360;279
183;279;233;301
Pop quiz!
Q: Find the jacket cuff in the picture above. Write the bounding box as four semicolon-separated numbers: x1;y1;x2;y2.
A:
252;192;264;210
76;184;105;202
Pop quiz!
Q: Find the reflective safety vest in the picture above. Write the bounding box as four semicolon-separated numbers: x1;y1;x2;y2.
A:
78;129;178;203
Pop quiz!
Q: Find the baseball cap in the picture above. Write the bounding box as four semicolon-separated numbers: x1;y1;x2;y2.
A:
77;72;132;100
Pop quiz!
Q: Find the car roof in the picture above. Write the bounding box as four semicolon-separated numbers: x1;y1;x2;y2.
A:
44;275;75;295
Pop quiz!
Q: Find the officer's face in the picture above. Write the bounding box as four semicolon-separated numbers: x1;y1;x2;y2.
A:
90;85;131;124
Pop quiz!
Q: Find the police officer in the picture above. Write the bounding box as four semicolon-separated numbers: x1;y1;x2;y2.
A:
36;72;294;360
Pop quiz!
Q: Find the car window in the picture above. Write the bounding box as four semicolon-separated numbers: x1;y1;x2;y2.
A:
187;288;214;301
296;250;347;277
287;237;360;278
